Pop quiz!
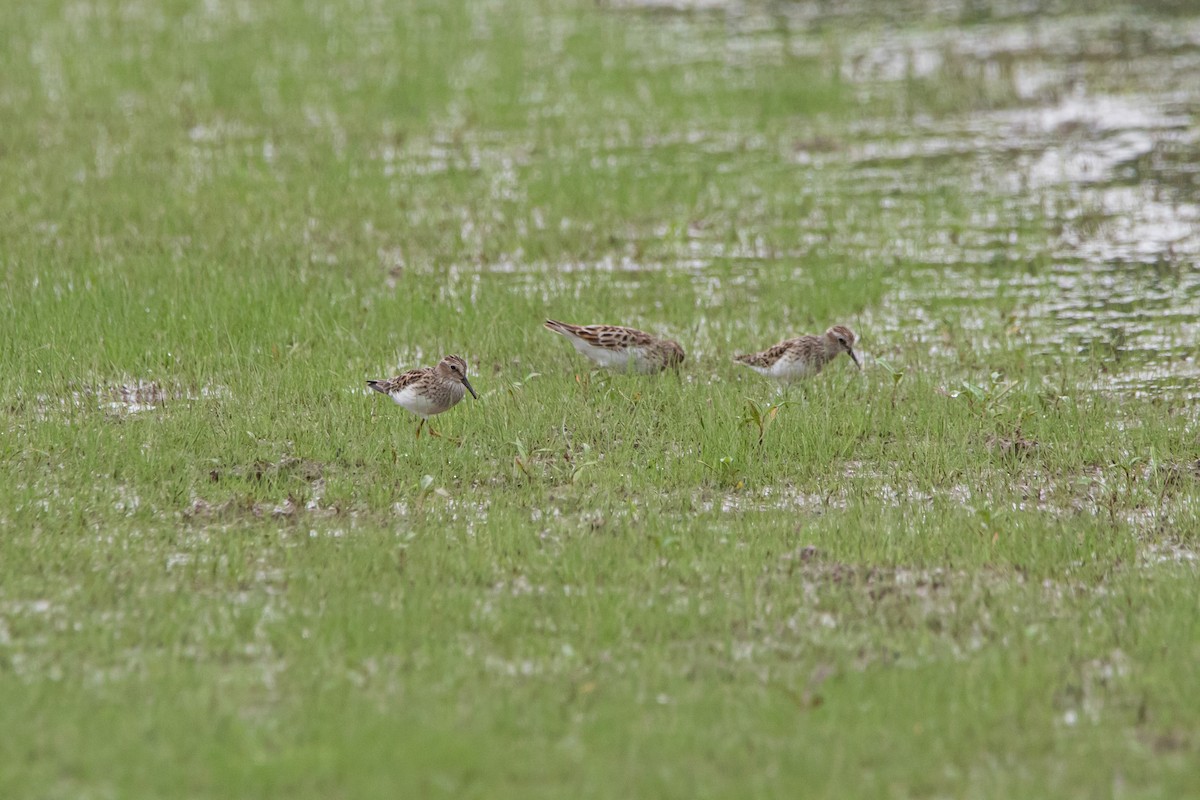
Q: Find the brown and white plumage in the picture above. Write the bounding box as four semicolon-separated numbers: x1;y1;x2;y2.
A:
543;319;685;374
367;354;477;437
735;325;860;384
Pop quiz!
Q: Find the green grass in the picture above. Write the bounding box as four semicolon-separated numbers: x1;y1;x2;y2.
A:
3;0;1200;797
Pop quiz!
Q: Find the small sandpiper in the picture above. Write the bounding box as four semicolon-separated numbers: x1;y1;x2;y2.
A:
367;354;478;438
734;325;860;385
543;319;685;374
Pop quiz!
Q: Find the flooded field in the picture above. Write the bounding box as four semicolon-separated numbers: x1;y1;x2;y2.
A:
2;1;1199;797
619;1;1200;396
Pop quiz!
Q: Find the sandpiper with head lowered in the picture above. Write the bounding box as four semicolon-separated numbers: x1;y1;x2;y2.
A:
543;319;685;374
734;325;860;385
367;354;478;438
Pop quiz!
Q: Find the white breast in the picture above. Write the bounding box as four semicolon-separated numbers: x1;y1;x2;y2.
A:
570;338;647;372
766;356;820;383
390;385;452;418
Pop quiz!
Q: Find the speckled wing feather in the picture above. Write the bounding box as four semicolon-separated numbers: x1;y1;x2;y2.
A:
544;319;657;349
367;367;429;395
735;338;802;368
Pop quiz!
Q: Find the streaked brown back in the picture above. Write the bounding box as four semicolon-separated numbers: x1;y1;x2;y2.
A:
544;319;659;349
735;337;812;368
367;367;427;395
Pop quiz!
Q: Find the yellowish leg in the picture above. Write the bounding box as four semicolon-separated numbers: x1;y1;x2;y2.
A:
414;419;426;439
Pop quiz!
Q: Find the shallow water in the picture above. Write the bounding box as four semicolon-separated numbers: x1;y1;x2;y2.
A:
417;2;1200;402
611;0;1200;398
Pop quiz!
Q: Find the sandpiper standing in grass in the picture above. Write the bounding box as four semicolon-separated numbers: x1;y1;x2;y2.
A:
367;354;478;438
543;319;685;374
734;325;861;385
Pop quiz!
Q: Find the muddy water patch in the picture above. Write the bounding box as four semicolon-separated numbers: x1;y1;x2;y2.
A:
870;253;1200;399
1141;541;1200;567
374;133;532;181
19;380;230;420
862;90;1200;398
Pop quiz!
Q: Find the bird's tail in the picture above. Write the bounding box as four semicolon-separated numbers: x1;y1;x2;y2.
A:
366;380;388;394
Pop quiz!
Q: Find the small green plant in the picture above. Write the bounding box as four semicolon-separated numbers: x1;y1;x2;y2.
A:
876;358;905;386
698;455;744;489
949;371;1034;423
741;398;792;446
512;438;534;480
876;358;905;407
505;372;541;399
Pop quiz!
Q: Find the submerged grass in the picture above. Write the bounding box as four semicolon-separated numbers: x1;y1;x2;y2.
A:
3;0;1200;797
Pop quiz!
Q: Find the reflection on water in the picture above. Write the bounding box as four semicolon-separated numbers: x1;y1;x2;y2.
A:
358;1;1200;399
601;0;1200;398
